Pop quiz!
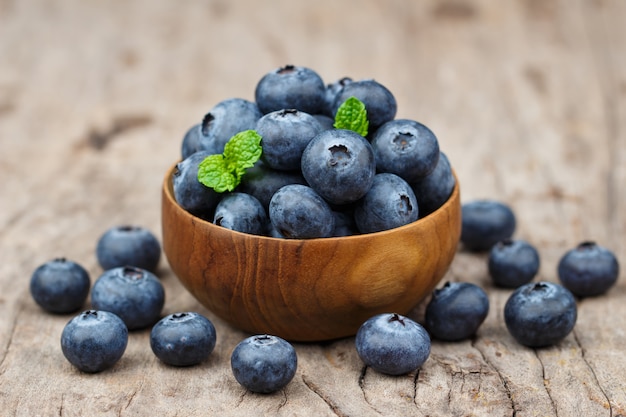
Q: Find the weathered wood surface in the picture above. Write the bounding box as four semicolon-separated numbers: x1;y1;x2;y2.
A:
1;1;624;416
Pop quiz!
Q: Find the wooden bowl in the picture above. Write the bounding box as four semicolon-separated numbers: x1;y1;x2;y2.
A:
161;164;461;342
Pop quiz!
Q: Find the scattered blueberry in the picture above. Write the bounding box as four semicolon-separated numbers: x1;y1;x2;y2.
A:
91;266;165;330
301;129;376;205
425;282;489;341
331;79;397;129
355;313;431;375
557;241;619;297
488;239;540;288
354;173;419;233
504;281;577;347
231;334;298;394
256;108;323;171
96;225;162;273
461;200;516;252
269;184;335;238
61;310;128;373
29;258;90;314
172;150;221;217
150;312;217;367
213;192;268;235
370;119;440;183
255;65;326;115
410;152;456;217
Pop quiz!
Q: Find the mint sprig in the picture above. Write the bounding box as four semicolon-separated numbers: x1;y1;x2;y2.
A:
334;96;369;137
197;130;262;193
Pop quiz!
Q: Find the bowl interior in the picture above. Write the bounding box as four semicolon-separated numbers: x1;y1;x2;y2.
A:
162;164;461;341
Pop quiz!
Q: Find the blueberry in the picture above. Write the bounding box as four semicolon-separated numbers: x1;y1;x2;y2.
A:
461;200;516;252
354;173;419;233
91;266;165;330
488;239;540;288
332;208;359;237
255;65;326;115
355;313;430;376
256;109;323;171
231;334;298;394
321;76;353;117
150;312;217;367
199;98;263;154
424;282;489;341
312;114;335;131
61;310;128;373
332;79;397;129
180;123;206;160
371;119;440;183
504;281;577;347
269;184;335;239
96;225;162;273
410;152;456;217
213;192;268;235
301;129;376;205
29;258;90;314
237;162;307;211
172;150;221;217
557;241;619;297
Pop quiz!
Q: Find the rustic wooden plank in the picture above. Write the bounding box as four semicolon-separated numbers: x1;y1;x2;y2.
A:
0;0;624;416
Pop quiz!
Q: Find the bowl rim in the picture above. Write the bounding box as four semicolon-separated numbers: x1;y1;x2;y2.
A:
163;162;460;242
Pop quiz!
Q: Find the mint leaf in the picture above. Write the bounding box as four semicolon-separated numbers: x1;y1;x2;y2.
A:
334;96;369;137
197;130;262;192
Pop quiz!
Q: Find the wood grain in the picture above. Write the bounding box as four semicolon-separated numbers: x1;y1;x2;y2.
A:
0;0;624;416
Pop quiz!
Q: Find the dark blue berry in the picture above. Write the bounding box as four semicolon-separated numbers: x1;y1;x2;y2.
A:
321;76;353;117
96;225;161;273
488;239;540;288
410;152;456;217
91;266;165;330
301;129;376;205
150;312;217;367
557;241;619;297
61;310;128;373
256;108;323;171
355;313;430;376
354;173;418;233
269;184;335;239
231;334;297;394
504;281;577;347
332;79;397;129
371;119;440;183
173;151;221;217
255;65;326;115
213;192;268;235
425;282;489;341
313;114;335;131
199;98;263;154
30;258;90;314
180;123;206;160
461;200;516;252
237;162;307;211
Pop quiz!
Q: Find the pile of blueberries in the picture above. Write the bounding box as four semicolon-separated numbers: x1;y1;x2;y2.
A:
173;64;456;238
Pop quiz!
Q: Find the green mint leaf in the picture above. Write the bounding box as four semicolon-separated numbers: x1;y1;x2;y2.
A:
334;96;369;137
197;130;262;193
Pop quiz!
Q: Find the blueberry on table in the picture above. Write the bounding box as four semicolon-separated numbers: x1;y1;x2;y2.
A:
370;119;440;183
354;173;419;234
410;152;456;217
96;225;162;273
425;282;489;341
269;184;335;239
461;199;516;252
488;239;540;288
331;79;397;129
504;281;577;348
557;241;619;297
150;312;217;367
91;266;165;330
301;129;376;205
255;65;326;115
61;310;128;373
173;151;221;217
29;258;90;314
213;192;268;236
355;313;431;376
231;334;297;394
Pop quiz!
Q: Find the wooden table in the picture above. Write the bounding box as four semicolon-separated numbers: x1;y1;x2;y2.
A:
1;1;624;415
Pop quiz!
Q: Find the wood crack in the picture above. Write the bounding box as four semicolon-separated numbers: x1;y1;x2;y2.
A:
301;375;346;417
535;350;559;417
471;340;517;416
357;366;383;415
573;329;613;416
